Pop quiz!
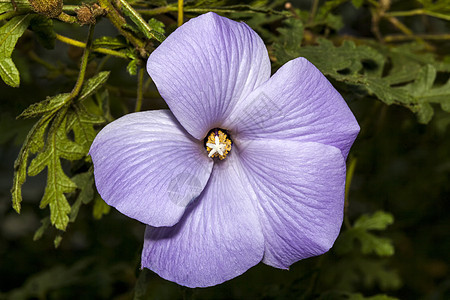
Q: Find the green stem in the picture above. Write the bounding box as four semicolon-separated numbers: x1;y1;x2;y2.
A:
385;9;450;21
62;5;79;13
135;67;144;112
385;33;450;42
178;0;183;27
308;0;319;24
117;0;160;40
56;11;78;23
70;24;95;99
98;0;146;57
137;5;288;16
55;33;129;59
344;157;357;229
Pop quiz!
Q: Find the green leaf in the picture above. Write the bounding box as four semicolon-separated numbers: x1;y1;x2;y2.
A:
354;211;394;231
33;217;51;241
27;110;85;230
272;18;304;66
357;231;395;256
0;56;20;87
18;93;70;119
335;211;395;256
54;234;63;248
93;195;110;219
69;171;95;222
11;115;51;213
66;103;105;154
92;36;128;50
296;39;385;78
273;36;450;124
29;15;56;49
0;14;32;58
400;64;450;121
79;71;111;101
0;0;31;13
0;14;32;87
119;0;165;42
148;18;165;34
127;59;138;75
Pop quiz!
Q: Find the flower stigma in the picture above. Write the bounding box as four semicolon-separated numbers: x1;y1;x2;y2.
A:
205;129;232;160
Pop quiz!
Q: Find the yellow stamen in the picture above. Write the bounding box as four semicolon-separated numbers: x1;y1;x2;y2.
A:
205;130;232;160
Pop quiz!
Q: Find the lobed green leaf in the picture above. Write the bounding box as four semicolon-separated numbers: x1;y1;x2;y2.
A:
27;110;84;230
335;211;395;256
354;211;394;231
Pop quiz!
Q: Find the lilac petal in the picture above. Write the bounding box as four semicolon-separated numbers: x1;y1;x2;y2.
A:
141;152;264;288
89;110;213;227
225;57;360;159
147;12;271;140
238;139;346;269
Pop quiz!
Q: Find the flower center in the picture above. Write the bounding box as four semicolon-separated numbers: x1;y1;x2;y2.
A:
205;129;232;160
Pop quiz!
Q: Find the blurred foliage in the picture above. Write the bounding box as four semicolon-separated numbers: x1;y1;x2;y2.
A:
0;0;449;299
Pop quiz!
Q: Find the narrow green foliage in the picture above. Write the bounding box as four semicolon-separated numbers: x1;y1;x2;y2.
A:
0;14;32;87
92;36;128;50
118;0;165;42
79;71;111;101
18;93;71;119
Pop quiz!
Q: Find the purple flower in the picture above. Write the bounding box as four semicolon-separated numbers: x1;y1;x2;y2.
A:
89;12;359;288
